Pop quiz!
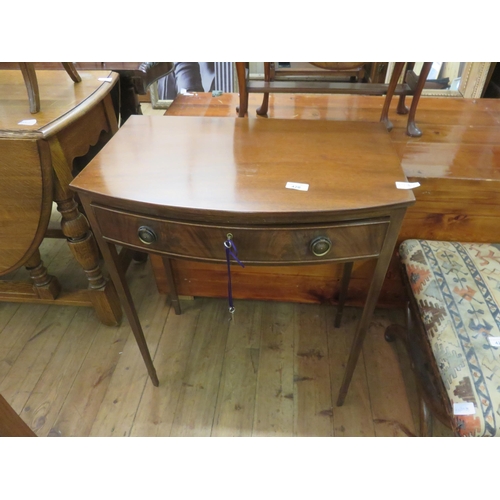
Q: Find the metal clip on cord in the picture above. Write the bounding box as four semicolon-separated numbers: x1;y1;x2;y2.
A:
224;233;245;321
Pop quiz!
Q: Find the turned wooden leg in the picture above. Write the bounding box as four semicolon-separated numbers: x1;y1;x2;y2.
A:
162;256;181;315
406;62;432;138
61;63;82;83
380;62;405;132
49;134;121;326
25;249;61;300
256;62;271;116
235;62;248;117
56;197;122;326
334;261;353;328
18;62;40;114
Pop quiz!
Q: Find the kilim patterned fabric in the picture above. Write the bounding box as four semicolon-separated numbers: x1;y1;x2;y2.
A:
399;239;500;437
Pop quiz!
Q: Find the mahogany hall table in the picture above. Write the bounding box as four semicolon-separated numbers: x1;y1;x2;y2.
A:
70;115;415;403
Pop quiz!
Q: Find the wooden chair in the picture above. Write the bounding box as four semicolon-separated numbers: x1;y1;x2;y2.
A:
236;62;432;137
386;239;500;436
18;62;82;114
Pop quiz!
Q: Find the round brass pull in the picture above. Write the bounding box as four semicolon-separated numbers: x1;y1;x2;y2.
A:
310;236;332;257
137;226;157;245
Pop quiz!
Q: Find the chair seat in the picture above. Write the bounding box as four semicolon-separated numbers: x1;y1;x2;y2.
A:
400;239;500;437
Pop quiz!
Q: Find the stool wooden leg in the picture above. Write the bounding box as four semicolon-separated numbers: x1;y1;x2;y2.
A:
235;62;248;117
256;62;271;116
406;62;432;137
380;62;405;132
162;256;181;315
334;261;353;328
396;62;414;115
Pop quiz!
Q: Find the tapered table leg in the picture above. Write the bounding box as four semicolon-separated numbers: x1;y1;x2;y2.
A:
103;243;159;386
337;208;407;406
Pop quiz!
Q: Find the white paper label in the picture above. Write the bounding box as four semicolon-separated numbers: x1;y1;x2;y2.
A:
286;182;309;191
488;337;500;347
453;402;476;415
396;181;421;190
98;77;113;82
18;119;37;125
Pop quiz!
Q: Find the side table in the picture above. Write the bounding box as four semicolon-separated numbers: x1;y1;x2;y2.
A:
70;115;415;404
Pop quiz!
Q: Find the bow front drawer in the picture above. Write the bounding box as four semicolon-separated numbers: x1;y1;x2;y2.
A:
91;205;389;264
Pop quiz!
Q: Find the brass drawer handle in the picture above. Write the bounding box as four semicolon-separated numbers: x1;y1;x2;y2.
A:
137;226;157;245
310;236;332;257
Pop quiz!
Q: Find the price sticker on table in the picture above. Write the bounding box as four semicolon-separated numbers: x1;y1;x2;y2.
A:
396;181;420;190
453;402;476;415
18;119;37;125
488;337;500;347
286;182;309;191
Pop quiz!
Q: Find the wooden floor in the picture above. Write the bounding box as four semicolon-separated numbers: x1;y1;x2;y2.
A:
0;235;453;437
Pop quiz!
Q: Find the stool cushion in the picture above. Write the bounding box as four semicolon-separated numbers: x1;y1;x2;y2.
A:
400;239;500;437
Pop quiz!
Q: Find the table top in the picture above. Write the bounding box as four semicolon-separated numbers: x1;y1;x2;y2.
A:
0;69;118;139
70;115;415;224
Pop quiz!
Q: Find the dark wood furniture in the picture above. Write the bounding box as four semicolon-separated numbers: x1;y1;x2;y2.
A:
0;394;36;437
236;62;432;137
70;115;415;404
0;69;122;325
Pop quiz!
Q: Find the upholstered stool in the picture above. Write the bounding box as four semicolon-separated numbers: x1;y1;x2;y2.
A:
386;239;500;437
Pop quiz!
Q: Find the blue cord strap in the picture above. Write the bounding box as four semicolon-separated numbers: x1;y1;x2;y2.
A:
224;233;245;321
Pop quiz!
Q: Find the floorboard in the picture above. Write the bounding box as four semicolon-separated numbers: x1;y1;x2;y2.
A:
0;231;455;437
